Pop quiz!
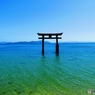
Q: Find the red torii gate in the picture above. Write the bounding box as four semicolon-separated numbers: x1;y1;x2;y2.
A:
37;33;63;55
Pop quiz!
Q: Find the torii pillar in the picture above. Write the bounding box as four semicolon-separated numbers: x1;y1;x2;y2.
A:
37;33;63;55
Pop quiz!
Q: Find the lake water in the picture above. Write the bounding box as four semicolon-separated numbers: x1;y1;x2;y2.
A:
0;43;95;95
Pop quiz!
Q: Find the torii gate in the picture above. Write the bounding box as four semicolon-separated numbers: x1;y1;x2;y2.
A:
37;33;63;55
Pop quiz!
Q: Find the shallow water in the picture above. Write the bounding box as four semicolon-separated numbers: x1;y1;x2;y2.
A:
0;43;95;95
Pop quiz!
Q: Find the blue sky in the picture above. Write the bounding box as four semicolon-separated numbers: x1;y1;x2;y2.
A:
0;0;95;42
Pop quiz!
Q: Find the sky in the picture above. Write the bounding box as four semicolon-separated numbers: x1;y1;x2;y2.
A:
0;0;95;42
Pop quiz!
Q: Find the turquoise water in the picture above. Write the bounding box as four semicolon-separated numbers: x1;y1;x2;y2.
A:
0;43;95;95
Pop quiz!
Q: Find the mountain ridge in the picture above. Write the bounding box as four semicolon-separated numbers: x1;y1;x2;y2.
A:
0;41;53;45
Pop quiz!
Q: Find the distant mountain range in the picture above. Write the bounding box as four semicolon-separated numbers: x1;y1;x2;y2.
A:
0;41;95;45
0;41;54;45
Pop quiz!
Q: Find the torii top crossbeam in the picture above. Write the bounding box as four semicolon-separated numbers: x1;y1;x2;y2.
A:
37;32;63;35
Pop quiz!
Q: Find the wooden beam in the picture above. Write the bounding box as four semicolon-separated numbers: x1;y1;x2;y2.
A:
37;33;63;36
38;37;62;39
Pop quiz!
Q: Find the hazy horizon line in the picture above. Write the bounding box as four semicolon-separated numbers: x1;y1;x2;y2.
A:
1;40;95;43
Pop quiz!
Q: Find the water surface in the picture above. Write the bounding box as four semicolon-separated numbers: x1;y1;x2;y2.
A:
0;43;95;95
